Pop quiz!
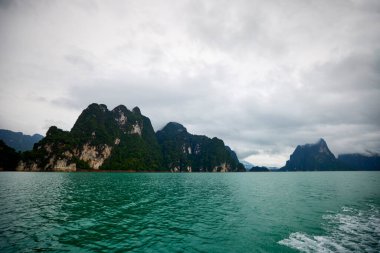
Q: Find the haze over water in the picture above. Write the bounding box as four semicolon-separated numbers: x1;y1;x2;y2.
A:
1;172;379;252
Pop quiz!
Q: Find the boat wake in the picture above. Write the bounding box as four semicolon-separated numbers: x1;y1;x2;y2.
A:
279;205;380;252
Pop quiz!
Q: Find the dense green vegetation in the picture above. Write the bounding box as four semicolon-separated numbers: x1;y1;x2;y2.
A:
19;104;165;171
2;103;243;172
2;104;379;172
101;126;164;171
71;103;118;146
280;139;350;171
157;122;244;172
0;129;43;152
0;140;20;170
69;104;242;171
20;126;78;170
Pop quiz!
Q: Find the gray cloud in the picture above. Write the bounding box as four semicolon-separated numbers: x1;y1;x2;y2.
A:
0;0;379;167
0;0;12;9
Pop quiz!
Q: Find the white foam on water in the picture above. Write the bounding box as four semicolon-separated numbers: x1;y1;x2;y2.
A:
279;205;380;252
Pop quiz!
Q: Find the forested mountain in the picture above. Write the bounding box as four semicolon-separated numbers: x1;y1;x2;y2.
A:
13;103;243;172
0;129;43;151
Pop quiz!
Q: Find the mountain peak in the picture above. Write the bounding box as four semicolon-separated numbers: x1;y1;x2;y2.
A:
161;122;187;133
132;106;141;114
316;138;329;154
87;103;108;112
301;138;327;148
280;138;344;171
112;105;128;113
156;122;244;172
317;138;327;146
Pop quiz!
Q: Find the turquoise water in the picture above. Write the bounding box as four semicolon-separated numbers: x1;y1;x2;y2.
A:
0;172;379;252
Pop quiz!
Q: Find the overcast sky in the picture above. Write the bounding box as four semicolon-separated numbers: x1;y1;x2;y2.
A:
0;0;379;167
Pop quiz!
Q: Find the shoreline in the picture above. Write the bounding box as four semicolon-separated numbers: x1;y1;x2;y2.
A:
1;170;379;173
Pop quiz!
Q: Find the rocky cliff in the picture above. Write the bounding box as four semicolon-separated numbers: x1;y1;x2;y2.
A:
279;138;348;171
14;103;243;172
18;103;163;171
156;122;245;172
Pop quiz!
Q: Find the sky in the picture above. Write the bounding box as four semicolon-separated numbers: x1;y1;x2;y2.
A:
0;0;379;167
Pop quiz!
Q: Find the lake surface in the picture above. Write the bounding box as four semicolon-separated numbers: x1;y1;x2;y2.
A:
0;172;379;253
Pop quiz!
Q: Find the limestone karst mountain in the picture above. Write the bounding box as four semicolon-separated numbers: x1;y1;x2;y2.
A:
15;103;243;172
156;122;244;172
279;139;349;171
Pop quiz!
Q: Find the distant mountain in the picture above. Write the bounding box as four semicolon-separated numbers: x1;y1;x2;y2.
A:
249;166;269;172
279;139;348;171
0;129;43;152
0;140;20;170
156;122;245;172
241;160;254;170
338;153;380;171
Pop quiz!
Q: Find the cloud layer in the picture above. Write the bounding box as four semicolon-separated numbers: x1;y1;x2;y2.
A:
1;0;379;167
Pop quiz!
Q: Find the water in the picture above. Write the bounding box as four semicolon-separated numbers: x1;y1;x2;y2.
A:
0;172;379;253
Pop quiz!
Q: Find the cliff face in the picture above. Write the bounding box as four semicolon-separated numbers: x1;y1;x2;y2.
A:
280;139;348;171
18;103;163;171
17;126;77;171
70;104;163;171
15;104;243;172
156;122;244;172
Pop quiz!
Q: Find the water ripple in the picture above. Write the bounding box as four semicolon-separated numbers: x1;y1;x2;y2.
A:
1;172;380;252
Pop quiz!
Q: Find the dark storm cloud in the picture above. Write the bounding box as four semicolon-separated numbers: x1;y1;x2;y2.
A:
0;0;379;167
